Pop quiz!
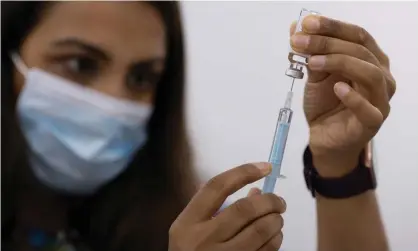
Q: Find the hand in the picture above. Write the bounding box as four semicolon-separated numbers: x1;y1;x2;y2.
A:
169;163;286;251
289;16;396;177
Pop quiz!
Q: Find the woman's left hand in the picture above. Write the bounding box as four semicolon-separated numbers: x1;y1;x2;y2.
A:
290;15;397;176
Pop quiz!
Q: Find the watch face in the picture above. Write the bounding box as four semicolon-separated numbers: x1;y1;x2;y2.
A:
364;140;377;188
364;141;374;168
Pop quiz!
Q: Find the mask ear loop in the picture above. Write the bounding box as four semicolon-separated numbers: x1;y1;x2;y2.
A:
9;52;29;76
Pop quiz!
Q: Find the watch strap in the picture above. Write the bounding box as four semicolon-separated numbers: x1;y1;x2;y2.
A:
303;146;377;199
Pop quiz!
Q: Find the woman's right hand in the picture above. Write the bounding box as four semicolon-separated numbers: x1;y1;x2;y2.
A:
169;163;286;251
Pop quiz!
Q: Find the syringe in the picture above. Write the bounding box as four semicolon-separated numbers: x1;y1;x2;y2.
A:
262;84;294;194
262;8;320;194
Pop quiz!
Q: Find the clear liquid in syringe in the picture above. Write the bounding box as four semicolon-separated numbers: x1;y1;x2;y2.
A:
262;91;293;193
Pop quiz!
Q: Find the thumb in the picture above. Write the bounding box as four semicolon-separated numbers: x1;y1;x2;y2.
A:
247;187;262;197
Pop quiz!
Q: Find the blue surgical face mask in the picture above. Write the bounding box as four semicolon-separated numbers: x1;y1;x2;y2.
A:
11;53;153;194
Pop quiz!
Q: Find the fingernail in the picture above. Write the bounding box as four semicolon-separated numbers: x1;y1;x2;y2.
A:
291;35;309;48
280;197;287;212
254;162;272;175
334;82;351;97
308;56;326;70
248;187;262;197
303;16;320;32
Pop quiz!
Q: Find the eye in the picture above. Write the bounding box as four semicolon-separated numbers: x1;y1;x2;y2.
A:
126;60;163;94
126;69;160;94
61;56;99;77
126;72;159;93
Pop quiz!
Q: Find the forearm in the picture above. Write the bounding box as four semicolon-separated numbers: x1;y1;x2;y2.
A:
313;154;389;251
316;191;389;251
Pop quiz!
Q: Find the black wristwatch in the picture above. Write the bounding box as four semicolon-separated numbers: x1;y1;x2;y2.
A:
303;141;377;199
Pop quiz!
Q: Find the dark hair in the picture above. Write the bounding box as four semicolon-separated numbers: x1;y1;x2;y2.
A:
1;2;196;250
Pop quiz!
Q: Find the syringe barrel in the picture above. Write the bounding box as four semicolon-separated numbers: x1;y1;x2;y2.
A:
288;8;321;65
277;107;293;125
268;107;293;178
262;107;293;193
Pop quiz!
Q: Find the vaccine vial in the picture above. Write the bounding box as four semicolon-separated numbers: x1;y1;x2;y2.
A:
285;8;321;79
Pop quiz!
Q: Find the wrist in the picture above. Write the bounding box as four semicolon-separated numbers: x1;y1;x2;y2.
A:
310;146;362;178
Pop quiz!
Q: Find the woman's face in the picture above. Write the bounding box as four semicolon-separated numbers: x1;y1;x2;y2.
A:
15;2;166;104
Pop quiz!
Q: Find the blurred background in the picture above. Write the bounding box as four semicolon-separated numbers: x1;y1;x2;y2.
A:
182;1;418;251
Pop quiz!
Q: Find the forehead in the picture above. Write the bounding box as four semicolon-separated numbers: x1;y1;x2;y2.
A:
27;2;166;60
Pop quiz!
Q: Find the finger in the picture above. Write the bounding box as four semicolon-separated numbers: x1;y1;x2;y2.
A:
177;162;272;224
292;34;395;96
289;20;297;36
334;82;384;131
301;15;390;67
223;213;283;251
292;33;395;98
195;183;205;192
308;54;390;119
290;34;380;66
247;187;262;197
211;194;286;240
258;232;283;251
290;33;395;98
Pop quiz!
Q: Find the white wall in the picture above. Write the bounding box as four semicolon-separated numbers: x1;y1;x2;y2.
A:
182;2;418;251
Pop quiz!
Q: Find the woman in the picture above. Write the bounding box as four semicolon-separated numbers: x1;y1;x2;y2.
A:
2;2;195;250
2;1;396;251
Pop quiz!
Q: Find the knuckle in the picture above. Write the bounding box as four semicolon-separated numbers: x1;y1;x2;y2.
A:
390;81;397;97
381;52;391;66
388;78;397;98
357;26;370;45
367;120;383;133
233;198;257;217
253;214;283;240
275;232;284;249
345;91;363;109
333;55;349;72
264;232;283;251
253;219;271;239
205;175;226;193
275;232;284;247
278;215;284;229
371;66;386;84
318;36;331;52
168;223;184;249
169;221;182;239
169;222;178;236
322;17;339;34
382;70;396;100
264;194;286;213
169;224;209;251
205;164;262;194
240;163;260;177
383;104;391;120
271;214;284;229
235;164;261;184
357;45;378;64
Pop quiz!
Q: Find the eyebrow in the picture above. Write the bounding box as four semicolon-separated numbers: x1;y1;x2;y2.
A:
52;38;110;60
52;38;165;70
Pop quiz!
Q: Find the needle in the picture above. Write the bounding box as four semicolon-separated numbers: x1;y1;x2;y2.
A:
290;77;295;91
